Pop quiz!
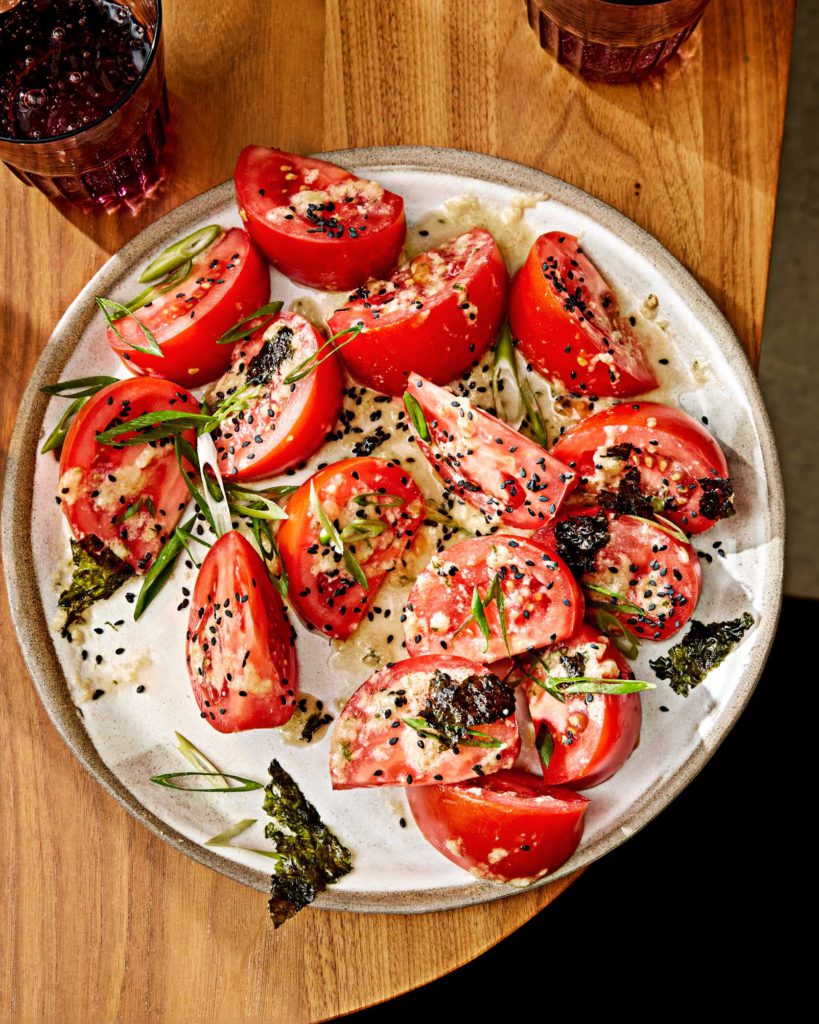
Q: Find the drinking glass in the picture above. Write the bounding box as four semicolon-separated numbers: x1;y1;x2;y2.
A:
0;0;170;211
525;0;712;84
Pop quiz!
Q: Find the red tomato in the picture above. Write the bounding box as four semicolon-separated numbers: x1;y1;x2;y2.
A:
522;623;642;789
551;401;733;535
108;228;270;388
509;232;658;398
58;377;198;573
209;311;343;481
327;228;508;396
186;531;298;733
408;769;588;884
277;458;425;640
329;656;520;790
405;374;577;528
234;146;406;290
404;535;584;663
536;507;701;641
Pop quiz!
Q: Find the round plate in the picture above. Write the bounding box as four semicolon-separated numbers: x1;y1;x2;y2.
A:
2;146;784;913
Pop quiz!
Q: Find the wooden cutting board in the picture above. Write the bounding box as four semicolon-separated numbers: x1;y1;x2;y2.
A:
0;1;793;1020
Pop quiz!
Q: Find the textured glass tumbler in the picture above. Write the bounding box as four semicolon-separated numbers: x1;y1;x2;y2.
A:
0;0;169;211
525;0;712;84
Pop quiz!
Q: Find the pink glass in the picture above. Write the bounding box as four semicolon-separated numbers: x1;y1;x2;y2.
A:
525;0;712;84
0;0;169;212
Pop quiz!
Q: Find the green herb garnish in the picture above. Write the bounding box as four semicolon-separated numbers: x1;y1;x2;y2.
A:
403;389;430;441
150;772;264;791
491;325;548;447
139;224;222;284
650;613;754;696
215;301;284;345
264;760;353;928
133;515;197;620
95;296;163;357
282;323;363;384
310;481;369;591
537;727;555;770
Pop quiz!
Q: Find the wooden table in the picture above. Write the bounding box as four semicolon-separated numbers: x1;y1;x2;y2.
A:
0;1;793;1020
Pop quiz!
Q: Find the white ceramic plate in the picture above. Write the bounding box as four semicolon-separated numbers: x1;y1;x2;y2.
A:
2;147;784;913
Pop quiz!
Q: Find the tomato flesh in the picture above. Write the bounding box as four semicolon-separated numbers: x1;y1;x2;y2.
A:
234;146;406;290
186;531;298;732
405;374;577;528
328;228;508;396
209;311;343;480
108;228;271;388
408;769;588;884
551;401;733;535
58;377;198;572
277;458;425;640
404;535;584;663
329;655;520;789
509;232;658;398
523;623;642;789
536;507;701;641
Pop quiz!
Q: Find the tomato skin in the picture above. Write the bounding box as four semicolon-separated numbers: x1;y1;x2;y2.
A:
210;311;343;481
404;535;584;663
406;374;577;528
108;228;271;388
328;228;508;396
551;401;732;535
408;769;588;884
509;232;658;398
234;146;406;290
58;377;199;572
329;656;520;790
277;458;425;641
536;507;702;642
523;624;642;790
186;531;298;733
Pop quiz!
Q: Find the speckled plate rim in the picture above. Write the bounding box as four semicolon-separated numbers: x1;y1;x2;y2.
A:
2;146;785;914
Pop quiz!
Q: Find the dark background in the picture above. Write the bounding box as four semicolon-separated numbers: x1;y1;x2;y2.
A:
345;597;805;1019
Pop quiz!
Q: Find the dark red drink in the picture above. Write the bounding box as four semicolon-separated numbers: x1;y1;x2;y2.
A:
0;0;169;211
526;0;712;84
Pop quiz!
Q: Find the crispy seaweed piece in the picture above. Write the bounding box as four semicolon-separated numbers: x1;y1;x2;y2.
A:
419;670;516;749
698;476;736;521
598;466;658;519
263;760;352;927
245;326;294;385
553;513;610;577
649;613;753;696
58;537;132;636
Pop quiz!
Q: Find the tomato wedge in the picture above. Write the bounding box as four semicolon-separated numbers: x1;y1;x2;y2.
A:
551;401;734;535
404;374;577;528
327;228;508;396
186;531;298;733
536;506;701;641
209;311;343;480
277;458;425;640
234;146;406;290
509;232;658;398
58;377;198;572
329;656;520;790
522;624;642;789
407;769;588;884
403;535;584;663
108;228;271;388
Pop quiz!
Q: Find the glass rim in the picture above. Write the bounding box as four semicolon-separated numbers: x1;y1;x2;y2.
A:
0;0;163;146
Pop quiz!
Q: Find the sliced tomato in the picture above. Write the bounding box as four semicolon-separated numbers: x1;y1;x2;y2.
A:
509;232;658;398
186;531;298;733
405;374;577;528
329;656;520;790
408;769;588;884
277;458;425;640
403;536;584;663
551;401;734;535
522;623;641;789
108;228;270;388
234;146;406;290
327;228;508;396
58;377;198;573
536;507;701;641
209;311;343;481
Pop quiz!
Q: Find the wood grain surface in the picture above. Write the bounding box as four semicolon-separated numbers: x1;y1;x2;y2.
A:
0;1;793;1020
